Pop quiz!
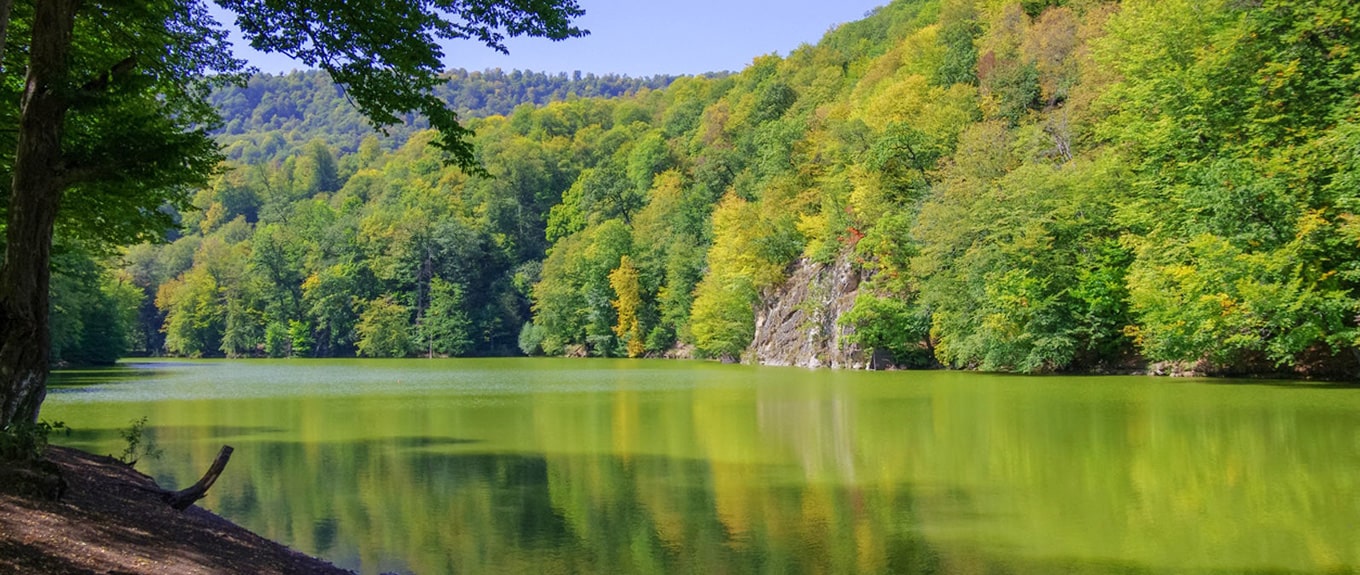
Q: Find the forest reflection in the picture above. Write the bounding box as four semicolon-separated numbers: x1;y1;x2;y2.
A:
47;361;1360;575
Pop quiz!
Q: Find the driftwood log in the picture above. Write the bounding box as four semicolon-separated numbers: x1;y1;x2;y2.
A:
163;445;233;511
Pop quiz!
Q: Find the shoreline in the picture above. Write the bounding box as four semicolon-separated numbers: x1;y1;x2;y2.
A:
97;354;1359;383
0;446;351;575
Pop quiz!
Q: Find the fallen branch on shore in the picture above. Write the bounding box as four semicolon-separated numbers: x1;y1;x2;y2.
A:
162;445;233;511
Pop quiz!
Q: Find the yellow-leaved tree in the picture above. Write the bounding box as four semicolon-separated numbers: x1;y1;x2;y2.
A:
609;256;645;358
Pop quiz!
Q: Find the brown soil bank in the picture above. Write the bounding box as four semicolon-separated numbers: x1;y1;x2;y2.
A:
0;446;351;574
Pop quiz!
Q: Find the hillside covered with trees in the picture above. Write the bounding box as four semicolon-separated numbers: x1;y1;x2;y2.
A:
57;0;1360;376
208;69;683;163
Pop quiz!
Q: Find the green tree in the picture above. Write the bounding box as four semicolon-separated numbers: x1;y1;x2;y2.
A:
840;294;933;368
220;298;262;358
689;193;778;359
250;223;307;327
50;248;141;365
420;277;473;357
293;139;341;197
533;219;632;356
935;0;982;86
915;156;1132;372
518;321;547;356
302;262;366;357
356;295;411;358
288;320;314;358
264;321;290;358
157;267;224;357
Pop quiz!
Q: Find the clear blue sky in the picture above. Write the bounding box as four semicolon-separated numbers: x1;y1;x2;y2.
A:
216;0;887;77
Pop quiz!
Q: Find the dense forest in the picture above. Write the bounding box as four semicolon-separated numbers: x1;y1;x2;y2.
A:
208;69;684;163
54;0;1360;375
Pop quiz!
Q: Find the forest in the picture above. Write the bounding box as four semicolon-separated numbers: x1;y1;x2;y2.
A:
208;68;684;163
53;0;1360;375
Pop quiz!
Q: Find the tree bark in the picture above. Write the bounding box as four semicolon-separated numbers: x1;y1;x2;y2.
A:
0;0;13;73
163;445;233;511
0;0;77;428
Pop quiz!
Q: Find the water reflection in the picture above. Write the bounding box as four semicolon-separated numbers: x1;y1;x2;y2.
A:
44;361;1360;574
48;364;174;389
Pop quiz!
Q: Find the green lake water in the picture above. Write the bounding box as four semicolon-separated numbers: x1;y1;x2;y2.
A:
41;359;1360;574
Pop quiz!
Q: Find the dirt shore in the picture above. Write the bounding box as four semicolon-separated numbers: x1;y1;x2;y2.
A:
0;446;352;574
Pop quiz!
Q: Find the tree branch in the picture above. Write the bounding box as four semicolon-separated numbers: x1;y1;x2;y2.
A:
79;55;137;94
163;445;233;511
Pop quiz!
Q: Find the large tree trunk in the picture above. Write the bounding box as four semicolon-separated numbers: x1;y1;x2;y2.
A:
0;0;77;428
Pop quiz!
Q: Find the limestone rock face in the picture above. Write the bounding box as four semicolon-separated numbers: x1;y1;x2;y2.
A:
747;256;869;369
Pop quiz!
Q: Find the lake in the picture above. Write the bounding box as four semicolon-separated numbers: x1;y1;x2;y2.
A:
42;359;1360;574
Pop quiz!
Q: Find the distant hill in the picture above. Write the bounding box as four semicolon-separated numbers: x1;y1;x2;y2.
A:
210;68;689;162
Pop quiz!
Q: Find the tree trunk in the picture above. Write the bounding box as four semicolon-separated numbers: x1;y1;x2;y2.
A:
0;0;13;73
0;0;77;428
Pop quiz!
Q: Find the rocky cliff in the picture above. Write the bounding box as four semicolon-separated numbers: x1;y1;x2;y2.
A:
747;256;870;369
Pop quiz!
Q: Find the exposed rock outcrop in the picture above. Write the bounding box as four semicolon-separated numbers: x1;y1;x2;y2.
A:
747;256;870;369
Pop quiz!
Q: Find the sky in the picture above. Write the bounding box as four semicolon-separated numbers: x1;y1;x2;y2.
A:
216;0;888;77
